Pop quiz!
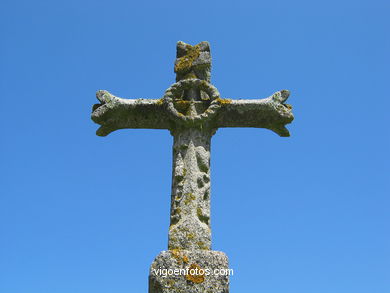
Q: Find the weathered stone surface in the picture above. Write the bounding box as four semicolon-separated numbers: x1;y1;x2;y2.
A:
169;127;213;250
91;90;170;136
91;41;294;292
215;90;293;137
175;41;211;82
91;85;293;137
149;250;229;293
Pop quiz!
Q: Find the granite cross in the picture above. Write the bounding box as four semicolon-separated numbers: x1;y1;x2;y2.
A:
91;41;294;292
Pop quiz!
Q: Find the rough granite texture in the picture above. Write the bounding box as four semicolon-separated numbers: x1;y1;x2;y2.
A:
91;41;294;292
169;127;213;251
149;250;229;293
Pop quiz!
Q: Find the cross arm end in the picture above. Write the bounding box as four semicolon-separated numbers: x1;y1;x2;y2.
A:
91;90;170;136
215;90;294;137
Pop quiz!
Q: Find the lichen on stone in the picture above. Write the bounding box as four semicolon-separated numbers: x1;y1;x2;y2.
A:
185;263;205;284
197;241;209;250
184;193;196;205
170;248;189;265
174;44;201;74
197;208;210;226
216;97;232;105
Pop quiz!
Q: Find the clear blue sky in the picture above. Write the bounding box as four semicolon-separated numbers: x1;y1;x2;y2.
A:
1;0;389;292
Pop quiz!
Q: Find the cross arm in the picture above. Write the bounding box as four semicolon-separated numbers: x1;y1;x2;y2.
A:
214;90;294;137
91;90;170;136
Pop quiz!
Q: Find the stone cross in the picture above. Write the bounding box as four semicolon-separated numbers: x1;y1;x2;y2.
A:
91;41;294;293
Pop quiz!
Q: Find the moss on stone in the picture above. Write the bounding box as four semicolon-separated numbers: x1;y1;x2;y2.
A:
203;190;209;200
183;73;197;79
174;44;201;74
197;177;204;188
197;208;210;225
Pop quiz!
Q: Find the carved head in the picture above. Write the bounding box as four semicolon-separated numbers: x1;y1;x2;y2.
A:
174;41;211;82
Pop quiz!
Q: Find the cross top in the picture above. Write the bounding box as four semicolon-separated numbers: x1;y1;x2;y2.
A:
91;41;294;251
166;41;221;128
174;41;211;82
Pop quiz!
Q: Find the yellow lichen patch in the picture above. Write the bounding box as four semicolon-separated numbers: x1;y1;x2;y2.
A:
174;100;191;106
156;98;164;105
197;241;209;250
185;263;205;284
174;44;200;73
170;249;182;262
197;208;202;218
184;193;196;205
170;249;189;265
216;97;232;105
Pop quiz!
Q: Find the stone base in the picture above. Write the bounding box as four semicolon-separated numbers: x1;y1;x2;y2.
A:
149;250;230;293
